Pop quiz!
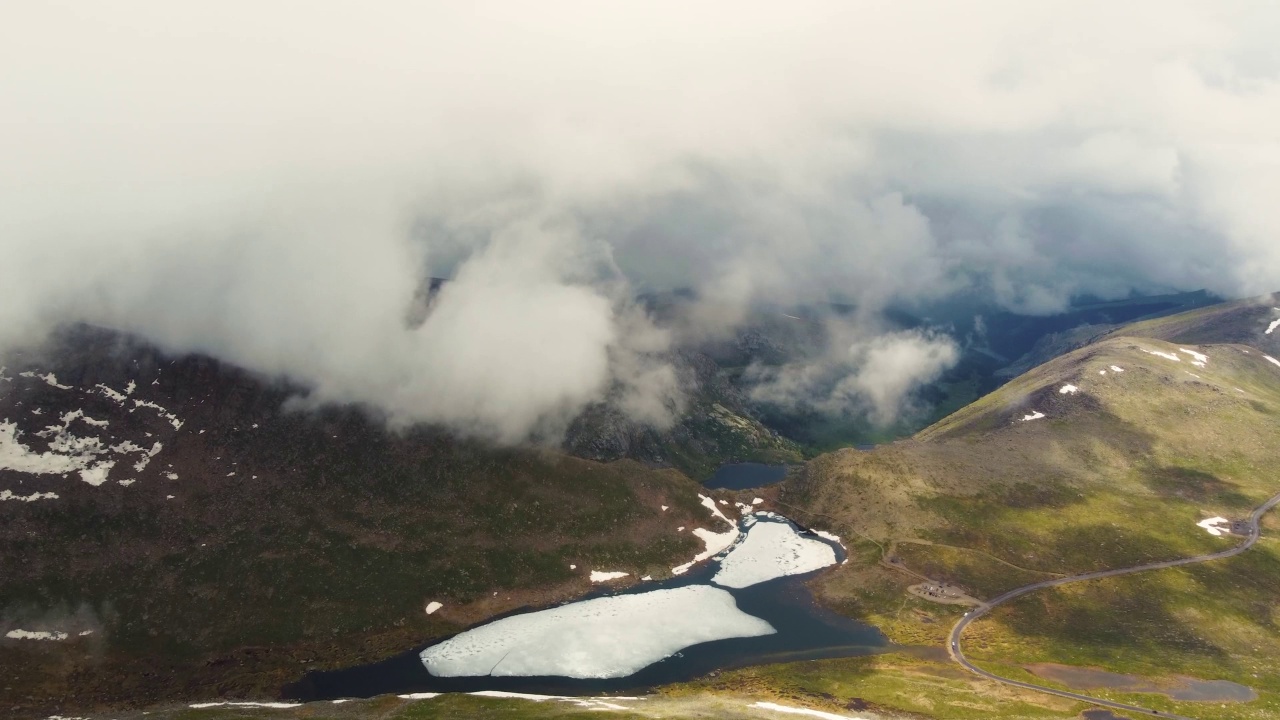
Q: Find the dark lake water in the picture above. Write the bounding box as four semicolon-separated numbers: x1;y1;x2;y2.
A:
704;463;791;490
284;519;887;701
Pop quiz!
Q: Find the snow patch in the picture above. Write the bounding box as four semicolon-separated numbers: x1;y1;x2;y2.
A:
419;585;774;679
425;601;443;615
166;472;179;480
188;702;302;709
711;519;838;589
1110;365;1125;372
660;504;669;511
590;571;629;583
1179;348;1208;367
1;421;105;479
133;400;183;430
1059;384;1079;394
1267;317;1280;335
1020;411;1045;422
96;384;128;404
35;373;72;390
5;629;68;641
1197;517;1232;537
672;494;743;575
0;489;58;502
750;700;870;719
1145;350;1181;362
79;461;115;487
752;497;764;505
397;693;442;700
466;691;640;710
1265;355;1280;368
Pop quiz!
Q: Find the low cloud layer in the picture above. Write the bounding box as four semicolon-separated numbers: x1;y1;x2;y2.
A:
4;2;1280;440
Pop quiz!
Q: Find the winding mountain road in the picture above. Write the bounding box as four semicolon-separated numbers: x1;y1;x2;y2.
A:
948;491;1280;719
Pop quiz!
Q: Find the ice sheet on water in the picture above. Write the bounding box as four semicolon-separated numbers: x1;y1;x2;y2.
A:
711;518;837;589
419;585;774;679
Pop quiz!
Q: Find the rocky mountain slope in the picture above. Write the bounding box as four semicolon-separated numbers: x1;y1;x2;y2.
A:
0;327;739;718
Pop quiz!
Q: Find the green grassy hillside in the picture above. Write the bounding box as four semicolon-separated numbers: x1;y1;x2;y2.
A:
771;332;1280;718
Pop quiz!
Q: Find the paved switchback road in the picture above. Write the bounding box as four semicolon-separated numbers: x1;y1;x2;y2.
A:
948;491;1280;720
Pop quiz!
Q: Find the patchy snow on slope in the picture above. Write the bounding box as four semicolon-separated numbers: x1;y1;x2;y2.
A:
425;601;443;615
1145;349;1181;362
711;519;837;589
466;691;641;710
1059;384;1079;394
672;494;743;575
750;700;870;719
189;702;302;709
397;693;442;700
133;399;183;430
78;461;116;487
1180;348;1208;367
1110;365;1125;372
590;571;629;583
35;373;72;390
1197;517;1232;537
96;384;128;404
5;629;68;641
1020;411;1045;422
0;490;59;502
0;421;90;475
419;585;774;679
1266;355;1280;369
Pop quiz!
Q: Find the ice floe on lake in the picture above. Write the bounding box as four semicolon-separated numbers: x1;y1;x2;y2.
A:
711;519;837;589
419;585;774;679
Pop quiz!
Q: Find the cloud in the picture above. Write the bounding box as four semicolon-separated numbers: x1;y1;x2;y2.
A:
4;2;1280;439
747;321;960;425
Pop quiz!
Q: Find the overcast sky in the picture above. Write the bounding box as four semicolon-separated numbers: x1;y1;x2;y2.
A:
4;2;1280;440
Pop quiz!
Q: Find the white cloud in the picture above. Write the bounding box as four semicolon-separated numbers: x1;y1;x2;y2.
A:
4;2;1280;439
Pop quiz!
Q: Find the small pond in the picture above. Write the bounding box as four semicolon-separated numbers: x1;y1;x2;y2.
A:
703;463;791;490
1027;663;1256;703
285;515;887;701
